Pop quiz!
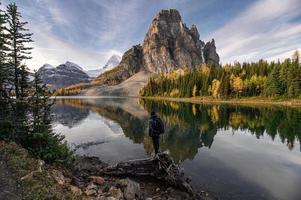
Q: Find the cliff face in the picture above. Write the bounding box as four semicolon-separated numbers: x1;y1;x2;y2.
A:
204;39;219;67
94;9;219;87
143;9;209;73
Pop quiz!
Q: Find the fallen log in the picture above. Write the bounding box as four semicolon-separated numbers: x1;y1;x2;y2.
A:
99;152;193;194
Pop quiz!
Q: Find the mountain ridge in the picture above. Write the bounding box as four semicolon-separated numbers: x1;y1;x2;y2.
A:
37;61;90;90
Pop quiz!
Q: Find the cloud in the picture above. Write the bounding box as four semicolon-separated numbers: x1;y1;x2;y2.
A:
209;0;301;64
3;0;301;69
26;25;122;70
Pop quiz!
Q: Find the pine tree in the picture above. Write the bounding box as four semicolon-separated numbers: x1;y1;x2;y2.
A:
27;72;72;163
5;3;33;140
6;2;33;99
0;2;12;137
0;2;9;99
264;65;283;97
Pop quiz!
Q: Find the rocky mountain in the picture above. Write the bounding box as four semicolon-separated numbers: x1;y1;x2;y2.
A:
143;10;219;73
65;9;219;96
93;9;219;87
86;55;121;78
38;61;90;89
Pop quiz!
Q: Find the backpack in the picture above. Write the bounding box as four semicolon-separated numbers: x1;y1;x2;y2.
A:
153;117;165;135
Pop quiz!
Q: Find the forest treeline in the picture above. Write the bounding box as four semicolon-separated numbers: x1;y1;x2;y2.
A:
0;2;72;163
140;52;301;99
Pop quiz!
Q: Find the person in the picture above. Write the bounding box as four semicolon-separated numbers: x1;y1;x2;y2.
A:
148;111;164;155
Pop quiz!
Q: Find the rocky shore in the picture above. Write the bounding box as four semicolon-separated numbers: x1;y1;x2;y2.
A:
0;142;212;200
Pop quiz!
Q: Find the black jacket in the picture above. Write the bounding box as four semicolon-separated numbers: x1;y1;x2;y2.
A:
149;115;159;137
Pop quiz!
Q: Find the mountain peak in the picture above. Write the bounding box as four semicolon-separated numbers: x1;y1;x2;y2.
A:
103;54;121;70
154;9;182;23
40;63;55;70
143;9;219;73
106;55;121;65
64;61;83;70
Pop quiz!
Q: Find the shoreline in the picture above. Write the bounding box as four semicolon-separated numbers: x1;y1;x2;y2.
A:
0;141;205;200
53;95;301;107
141;96;301;107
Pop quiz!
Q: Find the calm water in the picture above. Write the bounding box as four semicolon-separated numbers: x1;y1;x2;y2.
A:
52;97;301;200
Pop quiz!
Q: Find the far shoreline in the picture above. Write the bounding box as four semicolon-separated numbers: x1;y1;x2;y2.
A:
52;95;301;107
140;96;301;107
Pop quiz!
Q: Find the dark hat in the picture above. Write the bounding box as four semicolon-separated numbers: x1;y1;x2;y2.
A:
151;111;156;116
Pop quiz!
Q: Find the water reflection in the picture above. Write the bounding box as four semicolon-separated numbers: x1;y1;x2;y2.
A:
53;98;301;163
52;98;301;200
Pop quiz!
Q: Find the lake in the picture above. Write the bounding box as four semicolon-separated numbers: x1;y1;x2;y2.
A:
52;97;301;200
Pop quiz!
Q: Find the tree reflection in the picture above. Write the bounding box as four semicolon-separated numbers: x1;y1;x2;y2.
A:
140;99;301;157
54;98;301;164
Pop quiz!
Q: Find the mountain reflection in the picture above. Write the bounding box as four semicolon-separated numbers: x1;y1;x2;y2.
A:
52;99;90;128
53;98;301;163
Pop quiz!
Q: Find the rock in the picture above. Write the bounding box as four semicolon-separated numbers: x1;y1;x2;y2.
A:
106;197;117;200
84;189;97;196
51;169;65;186
37;160;45;172
118;178;140;200
89;176;105;185
84;183;98;196
109;186;123;199
73;156;108;174
204;39;219;66
143;9;208;73
69;185;82;196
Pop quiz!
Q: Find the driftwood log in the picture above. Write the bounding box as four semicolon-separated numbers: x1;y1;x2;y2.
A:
73;152;193;195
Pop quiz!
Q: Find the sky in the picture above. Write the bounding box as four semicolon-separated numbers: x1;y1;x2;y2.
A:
1;0;301;70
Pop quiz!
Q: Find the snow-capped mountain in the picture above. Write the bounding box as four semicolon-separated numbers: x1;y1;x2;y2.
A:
86;55;121;78
37;61;90;90
102;55;121;72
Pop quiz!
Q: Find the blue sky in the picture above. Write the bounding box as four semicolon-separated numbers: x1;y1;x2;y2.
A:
1;0;301;70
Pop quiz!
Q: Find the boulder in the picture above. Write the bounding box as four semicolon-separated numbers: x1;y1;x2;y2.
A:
84;183;98;196
118;178;140;200
108;186;123;199
89;176;105;185
51;169;65;186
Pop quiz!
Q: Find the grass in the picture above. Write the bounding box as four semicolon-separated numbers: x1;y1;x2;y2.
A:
0;141;79;200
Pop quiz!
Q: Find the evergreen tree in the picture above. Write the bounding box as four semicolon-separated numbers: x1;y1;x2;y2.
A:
6;2;33;99
0;2;12;138
26;72;72;163
5;2;33;140
0;2;8;100
264;65;283;97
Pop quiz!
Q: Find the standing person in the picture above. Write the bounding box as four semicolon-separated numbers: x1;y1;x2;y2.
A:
148;111;165;155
